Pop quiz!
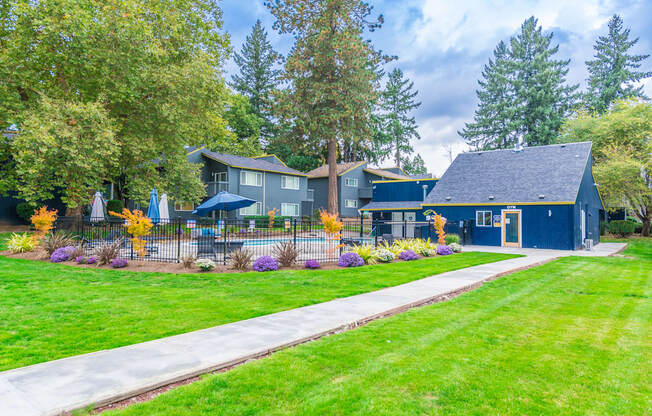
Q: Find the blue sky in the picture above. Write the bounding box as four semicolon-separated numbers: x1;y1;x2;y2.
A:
219;0;652;176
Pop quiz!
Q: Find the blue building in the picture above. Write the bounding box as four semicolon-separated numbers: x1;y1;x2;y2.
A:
306;162;410;218
422;142;603;250
360;178;438;237
182;147;313;219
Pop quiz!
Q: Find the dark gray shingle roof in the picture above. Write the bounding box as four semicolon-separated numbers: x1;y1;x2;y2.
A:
360;201;424;211
424;142;592;205
200;150;306;176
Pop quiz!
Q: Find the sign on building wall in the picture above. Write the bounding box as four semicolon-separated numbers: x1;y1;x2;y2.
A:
493;214;501;227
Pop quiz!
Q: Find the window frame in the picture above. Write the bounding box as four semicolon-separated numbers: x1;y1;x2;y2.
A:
344;177;358;187
239;201;262;216
476;210;492;227
175;202;195;212
344;199;358;209
281;175;300;190
281;203;300;217
240;170;263;187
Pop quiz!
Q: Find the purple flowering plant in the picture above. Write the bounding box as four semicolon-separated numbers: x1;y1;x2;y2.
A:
338;252;364;268
398;250;419;261
110;258;128;268
304;259;321;269
86;256;97;264
75;255;85;264
50;246;75;263
252;256;279;272
436;245;454;256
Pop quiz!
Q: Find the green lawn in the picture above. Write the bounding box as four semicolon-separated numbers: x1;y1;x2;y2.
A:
0;251;516;371
102;242;651;415
0;232;13;251
603;236;652;261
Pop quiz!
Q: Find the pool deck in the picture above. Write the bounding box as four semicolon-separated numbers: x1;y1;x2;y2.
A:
0;243;626;416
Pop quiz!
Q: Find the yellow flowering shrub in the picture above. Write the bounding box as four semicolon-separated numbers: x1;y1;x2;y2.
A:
320;209;344;258
433;212;446;245
109;208;153;257
31;206;58;239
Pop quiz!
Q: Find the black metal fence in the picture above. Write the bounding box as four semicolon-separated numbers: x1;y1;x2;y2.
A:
53;216;472;264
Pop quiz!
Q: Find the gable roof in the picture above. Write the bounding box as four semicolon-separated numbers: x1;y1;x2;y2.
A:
424;142;593;205
363;168;410;180
306;161;367;178
251;154;288;167
199;149;306;176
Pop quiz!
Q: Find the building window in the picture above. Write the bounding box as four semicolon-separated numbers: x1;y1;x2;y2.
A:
476;210;492;227
240;170;263;186
281;203;300;217
281;175;300;190
212;171;227;182
344;178;358;187
175;202;195;212
345;199;358;208
240;201;262;216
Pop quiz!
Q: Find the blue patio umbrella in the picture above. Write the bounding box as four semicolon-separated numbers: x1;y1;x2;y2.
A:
192;191;256;217
146;188;160;224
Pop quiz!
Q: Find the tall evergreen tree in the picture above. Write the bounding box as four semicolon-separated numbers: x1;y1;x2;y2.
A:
401;153;427;176
584;15;652;113
267;0;388;214
460;17;578;149
231;20;282;142
379;68;421;167
459;41;518;150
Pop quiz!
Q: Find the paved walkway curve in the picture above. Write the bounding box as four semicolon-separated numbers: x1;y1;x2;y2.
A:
0;244;625;416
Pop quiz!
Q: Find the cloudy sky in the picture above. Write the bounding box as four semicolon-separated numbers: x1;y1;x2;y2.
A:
219;0;652;176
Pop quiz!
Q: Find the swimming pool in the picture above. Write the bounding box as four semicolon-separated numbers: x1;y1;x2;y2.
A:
243;237;327;246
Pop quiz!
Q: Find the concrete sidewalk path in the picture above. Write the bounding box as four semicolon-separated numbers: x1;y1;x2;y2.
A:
0;243;625;416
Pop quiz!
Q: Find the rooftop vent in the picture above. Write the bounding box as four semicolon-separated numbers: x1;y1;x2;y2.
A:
488;195;495;200
445;196;452;201
539;194;545;199
560;144;566;148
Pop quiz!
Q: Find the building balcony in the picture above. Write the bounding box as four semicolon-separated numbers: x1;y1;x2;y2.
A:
358;187;373;199
206;181;229;196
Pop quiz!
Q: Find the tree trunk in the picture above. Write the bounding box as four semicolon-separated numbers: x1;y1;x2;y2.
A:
65;205;82;217
327;136;338;215
395;139;400;167
642;218;650;237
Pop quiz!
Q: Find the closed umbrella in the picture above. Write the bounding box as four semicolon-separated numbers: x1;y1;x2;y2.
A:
147;188;160;224
90;192;105;222
192;191;256;216
159;193;170;224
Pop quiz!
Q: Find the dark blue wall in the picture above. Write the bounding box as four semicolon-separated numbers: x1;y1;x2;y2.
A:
423;204;575;250
372;179;437;202
572;154;603;249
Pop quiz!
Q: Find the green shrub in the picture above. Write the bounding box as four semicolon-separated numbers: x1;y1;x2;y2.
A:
445;234;460;245
349;244;377;264
609;220;636;237
16;202;36;224
7;233;38;253
106;200;123;214
599;221;608;236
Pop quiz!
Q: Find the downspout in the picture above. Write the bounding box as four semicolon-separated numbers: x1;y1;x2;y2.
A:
263;172;266;215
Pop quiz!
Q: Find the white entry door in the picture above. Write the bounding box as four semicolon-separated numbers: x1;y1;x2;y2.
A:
391;212;403;237
404;212;416;238
580;209;586;241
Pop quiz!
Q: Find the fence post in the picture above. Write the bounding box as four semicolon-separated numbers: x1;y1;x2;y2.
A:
403;219;407;239
374;219;378;247
359;215;363;239
223;220;227;266
293;218;297;246
176;219;181;262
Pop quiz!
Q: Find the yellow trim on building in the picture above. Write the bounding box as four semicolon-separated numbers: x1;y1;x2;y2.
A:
362;207;422;211
202;153;308;176
422;201;575;207
186;146;206;156
371;178;439;184
338;161;367;176
251;154;289;168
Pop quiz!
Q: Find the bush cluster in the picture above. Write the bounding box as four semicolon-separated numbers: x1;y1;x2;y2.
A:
195;258;216;272
110;258;128;268
7;233;38;253
609;220;636;237
304;259;321;269
436;245;454;256
398;250;419;261
252;256;279;272
338;252;364;268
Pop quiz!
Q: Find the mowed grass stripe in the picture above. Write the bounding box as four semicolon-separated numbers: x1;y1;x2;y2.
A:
0;251;517;371
101;255;651;416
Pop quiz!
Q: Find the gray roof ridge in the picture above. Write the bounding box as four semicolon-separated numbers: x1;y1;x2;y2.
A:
463;141;593;155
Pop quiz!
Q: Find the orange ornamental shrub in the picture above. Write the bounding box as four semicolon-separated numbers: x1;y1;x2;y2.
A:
433;213;446;245
268;208;278;229
31;206;58;239
320;209;344;258
109;208;153;257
